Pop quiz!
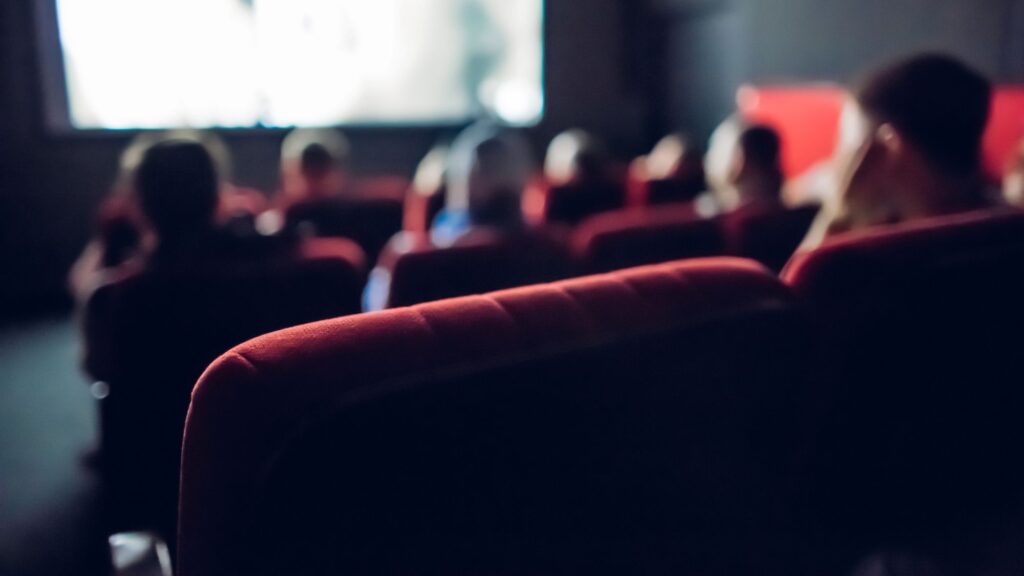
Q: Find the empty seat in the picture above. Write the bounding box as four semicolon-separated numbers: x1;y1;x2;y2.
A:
82;238;366;538
721;204;819;271
179;258;820;576
373;229;572;309
572;205;725;273
783;208;1024;555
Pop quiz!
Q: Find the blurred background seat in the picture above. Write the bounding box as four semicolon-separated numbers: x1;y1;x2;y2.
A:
572;205;726;273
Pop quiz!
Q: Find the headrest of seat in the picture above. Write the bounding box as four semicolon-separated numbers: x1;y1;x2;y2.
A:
783;208;1024;291
201;257;782;394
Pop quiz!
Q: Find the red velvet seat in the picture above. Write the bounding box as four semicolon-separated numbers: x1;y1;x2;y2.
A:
721;204;819;272
783;209;1024;551
82;238;366;539
179;258;819;576
572;205;726;273
375;229;572;309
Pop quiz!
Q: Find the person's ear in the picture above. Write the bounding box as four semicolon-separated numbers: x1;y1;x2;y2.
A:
875;123;905;167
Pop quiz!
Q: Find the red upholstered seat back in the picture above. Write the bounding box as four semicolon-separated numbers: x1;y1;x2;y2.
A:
381;229;572;308
573;205;726;273
783;209;1024;545
721;204;819;272
179;259;821;576
83;238;365;537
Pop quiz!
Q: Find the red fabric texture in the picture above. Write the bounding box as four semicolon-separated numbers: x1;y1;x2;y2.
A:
783;208;1024;289
177;258;796;576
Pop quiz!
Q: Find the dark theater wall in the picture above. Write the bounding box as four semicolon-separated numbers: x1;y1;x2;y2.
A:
0;0;644;320
659;0;1024;138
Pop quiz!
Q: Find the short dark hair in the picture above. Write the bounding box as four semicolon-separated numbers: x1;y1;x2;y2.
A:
136;139;219;236
737;124;782;170
300;143;336;178
854;53;992;176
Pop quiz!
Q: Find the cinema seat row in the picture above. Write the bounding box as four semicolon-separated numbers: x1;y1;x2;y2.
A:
84;207;1024;574
170;207;1024;576
376;202;819;308
85;199;811;537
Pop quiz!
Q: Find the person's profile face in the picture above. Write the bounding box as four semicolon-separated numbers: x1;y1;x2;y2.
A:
831;98;890;221
545;134;582;185
1005;144;1024;207
1005;168;1024;207
833;99;874;184
705;121;741;192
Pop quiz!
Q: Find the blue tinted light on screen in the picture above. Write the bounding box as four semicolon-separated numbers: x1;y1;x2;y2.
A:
53;0;544;129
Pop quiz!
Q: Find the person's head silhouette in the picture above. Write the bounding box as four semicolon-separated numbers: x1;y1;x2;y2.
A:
280;128;352;201
705;116;784;210
136;139;220;244
444;123;533;234
544;129;608;186
830;53;992;232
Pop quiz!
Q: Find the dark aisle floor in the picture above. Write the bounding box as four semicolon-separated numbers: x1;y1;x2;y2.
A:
0;317;109;576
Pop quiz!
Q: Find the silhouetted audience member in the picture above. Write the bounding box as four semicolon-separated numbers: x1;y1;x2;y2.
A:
544;129;607;185
631;133;707;205
172;129;268;233
279;128;353;203
364;123;558;310
263;128;403;259
131;139;283;270
1003;139;1024;207
68;133;163;301
533;129;623;224
135;140;232;265
700;116;785;216
802;54;996;249
70;131;271;301
430;123;534;245
255;127;353;235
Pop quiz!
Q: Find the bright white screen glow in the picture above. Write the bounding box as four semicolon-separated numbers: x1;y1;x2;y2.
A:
54;0;543;129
